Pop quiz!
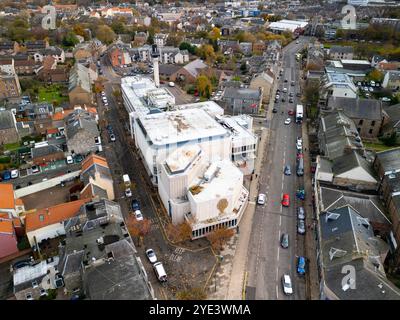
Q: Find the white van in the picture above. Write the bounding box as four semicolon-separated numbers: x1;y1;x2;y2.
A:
153;262;167;282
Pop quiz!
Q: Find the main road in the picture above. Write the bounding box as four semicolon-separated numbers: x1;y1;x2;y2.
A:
246;37;309;300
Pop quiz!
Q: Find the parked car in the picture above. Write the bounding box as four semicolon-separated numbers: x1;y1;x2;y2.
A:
288;110;295;116
282;194;290;207
284;165;291;175
284;118;292;125
289;97;294;103
131;199;140;211
297;219;306;235
125;188;132;197
168;82;175;87
2;170;11;180
110;133;116;142
146;249;157;263
153;262;167;282
31;165;40;173
297;207;305;220
257;193;267;205
74;154;84;163
281;233;289;249
296;92;301;97
10;169;19;179
134;210;143;221
297;256;306;275
281;97;286;102
66;156;74;164
272;108;278;113
281;274;293;295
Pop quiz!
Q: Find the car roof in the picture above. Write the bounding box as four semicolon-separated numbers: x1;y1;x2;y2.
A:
284;274;291;282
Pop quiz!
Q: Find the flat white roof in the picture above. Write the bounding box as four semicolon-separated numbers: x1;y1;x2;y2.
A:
13;257;59;286
138;108;228;146
269;19;308;32
220;115;256;142
165;145;201;174
191;160;242;202
175;101;224;117
341;59;371;65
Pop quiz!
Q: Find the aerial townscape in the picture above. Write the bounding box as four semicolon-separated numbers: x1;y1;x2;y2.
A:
1;0;400;302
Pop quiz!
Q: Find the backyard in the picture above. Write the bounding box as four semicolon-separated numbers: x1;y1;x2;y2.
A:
37;85;69;105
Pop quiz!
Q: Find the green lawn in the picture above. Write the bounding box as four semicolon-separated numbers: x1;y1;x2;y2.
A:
4;142;20;151
38;86;68;104
363;142;399;152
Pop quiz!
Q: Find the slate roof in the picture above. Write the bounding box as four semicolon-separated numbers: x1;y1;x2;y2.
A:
65;109;99;140
0;110;15;130
182;59;207;78
332;150;377;180
159;64;180;76
327;96;382;120
319;205;400;300
383;103;400;131
329;45;354;54
68;63;92;93
223;87;262;100
375;147;400;173
31;144;63;159
319;186;390;226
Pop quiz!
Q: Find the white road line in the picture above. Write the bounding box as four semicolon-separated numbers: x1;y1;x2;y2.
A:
276;268;279;281
279;215;282;226
276;285;279;299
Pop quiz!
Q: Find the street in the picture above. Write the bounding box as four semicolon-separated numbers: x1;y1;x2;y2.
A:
246;38;309;300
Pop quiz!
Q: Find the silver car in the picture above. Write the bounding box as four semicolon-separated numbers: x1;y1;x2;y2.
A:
297;207;305;220
146;249;157;263
297;219;306;235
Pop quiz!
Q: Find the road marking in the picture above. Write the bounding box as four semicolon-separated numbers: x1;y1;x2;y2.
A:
277;248;280;261
279;214;282;226
276;268;279;281
276;285;279;299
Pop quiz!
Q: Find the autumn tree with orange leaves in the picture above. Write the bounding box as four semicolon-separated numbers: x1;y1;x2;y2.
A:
126;216;151;246
206;227;235;252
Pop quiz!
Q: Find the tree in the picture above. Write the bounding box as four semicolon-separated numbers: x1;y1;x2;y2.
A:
206;227;235;252
367;69;384;82
111;18;126;34
176;287;207;300
126;217;151;246
196;44;216;63
179;42;196;55
236;31;256;43
73;24;87;38
62;32;79;47
209;27;221;41
196;75;212;98
95;25;116;45
166;221;192;243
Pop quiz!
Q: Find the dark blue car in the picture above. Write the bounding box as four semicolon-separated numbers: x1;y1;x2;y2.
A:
297;256;306;275
2;170;11;181
131;199;140;211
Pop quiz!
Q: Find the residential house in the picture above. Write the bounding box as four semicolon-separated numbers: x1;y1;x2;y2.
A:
318;206;400;300
328;45;354;60
0;184;25;218
13;257;64;300
381;103;400;139
33;46;65;63
24;199;89;247
376;61;400;72
373;148;400;268
31;144;65;165
154;33;168;48
65;109;99;155
0;41;19;55
315;185;391;235
221;87;263;115
306;42;325;71
0;110;19;145
133;31;148;46
80;154;115;201
158;64;181;81
321;72;358;104
158;47;189;64
239;42;253;56
252;40;266;54
318;111;364;160
24;40;49;54
326;97;384;139
108;45;132;67
68;63;97;106
0;218;18;259
173;59;208;83
219;40;240;54
249;69;274;103
59;199;154;299
382;70;400;91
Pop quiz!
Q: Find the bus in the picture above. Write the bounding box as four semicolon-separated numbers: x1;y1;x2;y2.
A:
296;104;303;123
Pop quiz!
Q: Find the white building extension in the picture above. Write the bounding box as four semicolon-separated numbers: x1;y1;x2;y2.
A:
135;108;231;183
158;145;248;238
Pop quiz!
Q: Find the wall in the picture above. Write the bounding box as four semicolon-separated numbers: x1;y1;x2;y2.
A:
0;233;18;259
14;171;80;198
0;127;19;144
27;222;65;247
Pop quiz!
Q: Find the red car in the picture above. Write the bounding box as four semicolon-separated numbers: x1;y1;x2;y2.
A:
288;110;295;116
297;153;304;159
282;194;290;207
